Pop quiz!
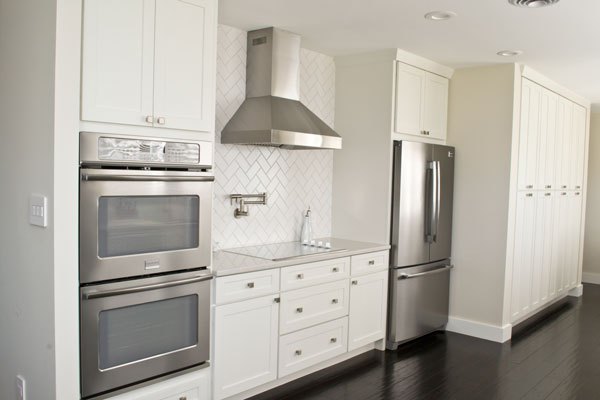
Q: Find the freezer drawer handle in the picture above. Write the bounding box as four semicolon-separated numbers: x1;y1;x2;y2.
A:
398;265;453;280
82;273;213;300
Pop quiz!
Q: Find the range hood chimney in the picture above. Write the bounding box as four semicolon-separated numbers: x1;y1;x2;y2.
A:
221;28;342;150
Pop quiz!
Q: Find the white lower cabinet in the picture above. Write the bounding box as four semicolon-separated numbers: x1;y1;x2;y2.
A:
348;271;388;351
106;368;210;400
278;317;348;377
213;294;279;400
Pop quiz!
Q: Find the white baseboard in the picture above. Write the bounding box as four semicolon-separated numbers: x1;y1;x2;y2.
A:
446;317;512;343
568;284;584;297
582;272;600;285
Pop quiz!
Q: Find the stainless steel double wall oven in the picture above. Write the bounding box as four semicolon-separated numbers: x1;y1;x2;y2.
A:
79;132;214;398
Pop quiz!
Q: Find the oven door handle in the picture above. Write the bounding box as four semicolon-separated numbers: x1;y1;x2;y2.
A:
81;173;215;182
82;274;213;300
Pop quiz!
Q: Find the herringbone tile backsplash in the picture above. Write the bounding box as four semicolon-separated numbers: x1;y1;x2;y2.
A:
213;25;335;250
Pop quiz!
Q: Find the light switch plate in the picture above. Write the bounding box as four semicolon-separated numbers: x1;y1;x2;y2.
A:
29;194;48;228
16;375;25;400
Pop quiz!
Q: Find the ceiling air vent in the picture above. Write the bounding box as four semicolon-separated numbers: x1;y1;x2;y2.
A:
509;0;560;7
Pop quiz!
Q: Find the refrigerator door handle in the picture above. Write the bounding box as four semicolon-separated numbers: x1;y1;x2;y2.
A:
398;265;453;280
426;161;438;244
432;160;441;242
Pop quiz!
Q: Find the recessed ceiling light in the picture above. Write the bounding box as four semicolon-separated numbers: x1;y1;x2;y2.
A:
424;11;457;21
508;0;560;8
497;50;524;57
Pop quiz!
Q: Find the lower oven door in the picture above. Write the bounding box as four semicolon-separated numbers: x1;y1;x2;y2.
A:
80;270;212;399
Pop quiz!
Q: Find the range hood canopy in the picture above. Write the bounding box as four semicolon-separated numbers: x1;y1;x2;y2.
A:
221;27;342;150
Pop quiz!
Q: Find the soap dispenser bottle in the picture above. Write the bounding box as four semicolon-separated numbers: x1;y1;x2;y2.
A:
301;207;312;245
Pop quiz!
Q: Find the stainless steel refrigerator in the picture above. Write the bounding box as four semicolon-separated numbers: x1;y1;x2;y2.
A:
387;140;455;350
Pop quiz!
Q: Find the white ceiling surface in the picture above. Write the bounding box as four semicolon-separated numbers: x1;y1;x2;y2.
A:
219;0;600;110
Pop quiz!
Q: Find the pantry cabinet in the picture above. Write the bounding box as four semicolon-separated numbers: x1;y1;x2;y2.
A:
81;0;216;133
394;62;449;141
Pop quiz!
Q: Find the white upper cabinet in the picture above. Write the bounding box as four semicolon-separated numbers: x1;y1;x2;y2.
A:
81;0;155;127
517;79;542;191
81;0;216;133
394;62;449;141
571;104;587;190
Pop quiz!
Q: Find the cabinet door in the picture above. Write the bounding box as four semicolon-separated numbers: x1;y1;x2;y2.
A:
348;271;388;351
537;89;559;190
394;62;425;136
517;79;542;191
534;192;554;307
213;295;279;400
558;98;574;190
81;0;155;126
566;192;583;289
571;104;587;190
153;0;216;132
511;191;536;322
554;191;569;295
422;72;449;141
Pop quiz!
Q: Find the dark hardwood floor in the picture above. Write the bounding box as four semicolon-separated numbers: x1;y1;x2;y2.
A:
252;283;600;400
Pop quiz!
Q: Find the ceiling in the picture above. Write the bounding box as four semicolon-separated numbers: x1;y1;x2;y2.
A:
219;0;600;111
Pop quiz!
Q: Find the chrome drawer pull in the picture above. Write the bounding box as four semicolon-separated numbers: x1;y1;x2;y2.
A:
296;307;303;313
545;193;551;196
297;273;304;279
526;193;533;197
247;282;255;288
351;280;358;285
545;185;552;189
332;267;339;273
332;298;339;304
368;260;375;265
330;337;337;343
526;185;533;189
295;350;302;356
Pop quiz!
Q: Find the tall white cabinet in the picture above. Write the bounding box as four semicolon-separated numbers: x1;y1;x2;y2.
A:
446;64;590;341
81;0;217;138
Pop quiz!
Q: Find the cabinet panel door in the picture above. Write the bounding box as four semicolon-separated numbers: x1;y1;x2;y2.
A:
511;191;536;322
517;79;542;190
348;271;388;351
571;104;587;190
154;0;216;132
422;73;449;141
537;89;559;190
213;295;279;400
558;98;574;190
554;192;569;295
566;192;583;289
394;62;425;136
81;0;155;126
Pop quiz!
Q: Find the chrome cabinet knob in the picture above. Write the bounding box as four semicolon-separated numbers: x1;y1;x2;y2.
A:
545;193;551;196
368;260;375;265
297;273;304;279
545;185;552;189
179;396;187;400
145;115;154;124
295;350;302;356
526;193;533;197
330;337;337;343
247;282;255;288
332;298;339;304
352;280;358;285
526;185;533;189
332;267;339;273
157;117;166;125
274;297;280;303
296;307;303;313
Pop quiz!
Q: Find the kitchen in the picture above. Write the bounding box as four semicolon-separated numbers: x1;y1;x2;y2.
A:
1;0;599;399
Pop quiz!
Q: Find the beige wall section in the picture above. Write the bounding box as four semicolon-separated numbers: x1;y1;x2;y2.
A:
446;64;516;326
583;113;600;282
332;60;395;244
0;0;58;399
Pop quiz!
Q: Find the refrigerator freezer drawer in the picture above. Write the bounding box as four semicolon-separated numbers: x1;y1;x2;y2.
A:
387;262;452;349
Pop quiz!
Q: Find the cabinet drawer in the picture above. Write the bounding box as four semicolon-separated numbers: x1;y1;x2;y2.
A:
351;251;389;276
215;269;280;305
281;257;350;291
279;317;348;377
280;280;349;334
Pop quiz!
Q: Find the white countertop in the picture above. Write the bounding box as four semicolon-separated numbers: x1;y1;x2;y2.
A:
211;237;390;277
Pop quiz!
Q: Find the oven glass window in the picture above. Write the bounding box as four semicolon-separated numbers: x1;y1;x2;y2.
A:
98;196;199;258
98;295;198;370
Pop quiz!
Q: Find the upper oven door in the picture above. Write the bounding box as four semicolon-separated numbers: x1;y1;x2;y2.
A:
80;169;213;284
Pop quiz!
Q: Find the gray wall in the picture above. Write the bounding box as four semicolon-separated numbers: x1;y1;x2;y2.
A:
583;113;600;282
0;0;58;399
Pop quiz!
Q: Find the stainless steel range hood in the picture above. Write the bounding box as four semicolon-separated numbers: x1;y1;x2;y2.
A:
221;28;342;150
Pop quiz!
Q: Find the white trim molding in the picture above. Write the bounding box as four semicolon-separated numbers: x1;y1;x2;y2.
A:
568;284;584;297
446;317;512;343
582;272;600;285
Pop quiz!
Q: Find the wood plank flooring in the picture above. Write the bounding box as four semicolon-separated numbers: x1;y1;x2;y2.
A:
251;284;600;400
